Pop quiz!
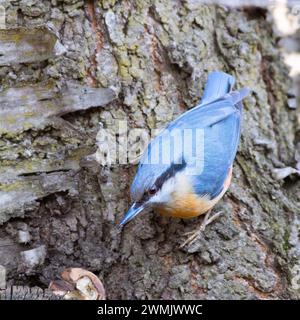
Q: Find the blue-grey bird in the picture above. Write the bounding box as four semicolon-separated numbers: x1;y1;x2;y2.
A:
119;71;250;238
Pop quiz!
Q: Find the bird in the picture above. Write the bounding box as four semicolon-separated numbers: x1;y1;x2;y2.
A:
119;71;250;246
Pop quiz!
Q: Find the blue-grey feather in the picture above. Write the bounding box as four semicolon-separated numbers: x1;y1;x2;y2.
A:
200;71;235;104
192;110;241;198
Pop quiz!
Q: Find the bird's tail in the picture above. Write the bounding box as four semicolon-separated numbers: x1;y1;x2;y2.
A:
201;71;235;105
228;87;251;106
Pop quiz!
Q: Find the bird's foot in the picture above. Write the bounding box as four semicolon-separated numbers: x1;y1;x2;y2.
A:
180;211;222;248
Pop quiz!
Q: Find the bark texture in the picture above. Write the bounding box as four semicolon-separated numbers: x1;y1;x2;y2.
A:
0;0;299;299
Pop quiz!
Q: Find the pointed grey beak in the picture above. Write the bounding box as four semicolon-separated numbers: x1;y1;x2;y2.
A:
119;202;145;227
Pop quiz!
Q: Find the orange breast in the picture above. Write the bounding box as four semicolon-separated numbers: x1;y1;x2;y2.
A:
156;166;233;219
157;194;213;218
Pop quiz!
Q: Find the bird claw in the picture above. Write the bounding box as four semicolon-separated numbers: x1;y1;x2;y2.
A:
180;211;223;248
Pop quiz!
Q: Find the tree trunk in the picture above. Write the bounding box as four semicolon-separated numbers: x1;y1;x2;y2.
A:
0;0;299;300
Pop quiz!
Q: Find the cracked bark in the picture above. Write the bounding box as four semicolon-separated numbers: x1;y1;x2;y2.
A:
0;1;299;300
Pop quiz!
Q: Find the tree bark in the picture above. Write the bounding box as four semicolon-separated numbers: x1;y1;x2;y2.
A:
0;0;299;300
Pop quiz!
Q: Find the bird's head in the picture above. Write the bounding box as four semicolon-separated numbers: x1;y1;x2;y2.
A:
119;160;187;226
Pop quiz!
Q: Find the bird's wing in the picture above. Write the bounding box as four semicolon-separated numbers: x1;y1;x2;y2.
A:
191;102;242;198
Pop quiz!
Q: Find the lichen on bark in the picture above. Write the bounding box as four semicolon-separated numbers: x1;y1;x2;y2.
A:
0;0;299;300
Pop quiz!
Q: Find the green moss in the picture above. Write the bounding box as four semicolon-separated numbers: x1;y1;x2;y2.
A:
24;111;36;118
119;65;132;80
283;229;291;252
0;31;22;42
100;0;118;9
22;122;33;131
0;181;22;192
3;115;17;125
16;161;34;172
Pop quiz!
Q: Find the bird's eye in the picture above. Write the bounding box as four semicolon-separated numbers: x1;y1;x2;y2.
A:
148;187;157;196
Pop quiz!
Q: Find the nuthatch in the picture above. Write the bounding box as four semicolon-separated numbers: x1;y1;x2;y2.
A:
120;71;250;241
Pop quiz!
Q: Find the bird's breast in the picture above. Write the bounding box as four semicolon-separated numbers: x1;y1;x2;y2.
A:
156;167;232;219
156;193;213;218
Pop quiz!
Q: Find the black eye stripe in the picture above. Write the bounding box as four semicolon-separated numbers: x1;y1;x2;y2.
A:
154;159;187;191
139;159;187;204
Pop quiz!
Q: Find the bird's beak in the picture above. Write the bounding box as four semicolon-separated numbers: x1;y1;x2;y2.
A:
119;202;146;227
